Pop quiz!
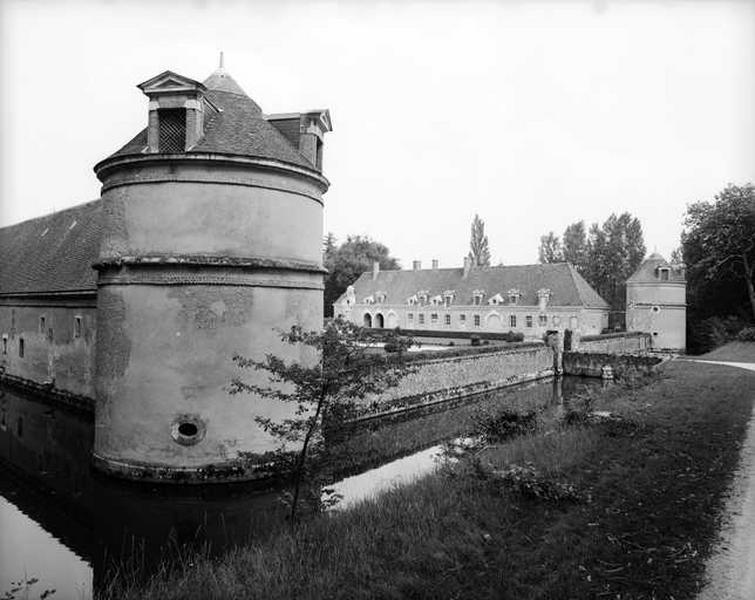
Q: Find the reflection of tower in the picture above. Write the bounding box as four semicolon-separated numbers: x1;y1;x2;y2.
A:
92;66;332;482
626;253;686;352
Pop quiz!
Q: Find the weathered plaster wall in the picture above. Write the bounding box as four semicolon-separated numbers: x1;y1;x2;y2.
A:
0;301;97;397
357;343;555;420
99;164;323;264
93;157;326;481
626;306;686;351
94;281;322;470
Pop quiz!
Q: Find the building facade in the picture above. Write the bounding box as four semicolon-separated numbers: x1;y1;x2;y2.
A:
0;66;332;482
626;253;686;352
334;258;610;340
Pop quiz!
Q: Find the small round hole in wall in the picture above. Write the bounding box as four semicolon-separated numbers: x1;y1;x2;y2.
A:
171;415;206;446
178;422;198;437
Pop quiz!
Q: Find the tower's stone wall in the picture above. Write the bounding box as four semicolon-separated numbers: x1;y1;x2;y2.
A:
92;155;326;481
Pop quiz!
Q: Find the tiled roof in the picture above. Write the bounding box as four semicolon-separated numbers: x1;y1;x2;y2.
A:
0;200;102;295
627;254;685;283
340;263;609;309
106;70;314;170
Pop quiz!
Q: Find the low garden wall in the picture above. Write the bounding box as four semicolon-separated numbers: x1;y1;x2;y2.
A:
576;331;651;354
562;351;664;381
353;342;556;423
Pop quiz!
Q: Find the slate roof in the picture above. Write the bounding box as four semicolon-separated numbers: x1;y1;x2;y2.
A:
340;263;609;309
0;200;102;295
106;69;314;170
627;253;685;283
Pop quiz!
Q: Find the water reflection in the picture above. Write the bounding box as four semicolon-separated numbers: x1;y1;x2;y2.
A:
0;376;601;596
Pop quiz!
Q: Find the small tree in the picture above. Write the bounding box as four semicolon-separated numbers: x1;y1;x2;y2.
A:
229;318;415;525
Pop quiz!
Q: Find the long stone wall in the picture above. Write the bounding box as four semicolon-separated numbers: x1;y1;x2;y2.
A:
575;331;651;354
354;342;555;422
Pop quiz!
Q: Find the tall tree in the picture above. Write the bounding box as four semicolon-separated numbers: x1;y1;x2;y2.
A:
682;183;755;321
538;232;563;263
323;235;400;317
469;214;491;267
562;221;588;273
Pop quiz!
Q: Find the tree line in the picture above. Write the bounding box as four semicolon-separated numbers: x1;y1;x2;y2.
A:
537;213;646;322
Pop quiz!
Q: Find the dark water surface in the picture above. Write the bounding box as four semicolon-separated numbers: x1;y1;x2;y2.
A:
0;377;600;597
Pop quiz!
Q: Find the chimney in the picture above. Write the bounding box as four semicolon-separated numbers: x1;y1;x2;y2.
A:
463;256;472;278
431;259;439;270
413;260;422;271
372;261;380;280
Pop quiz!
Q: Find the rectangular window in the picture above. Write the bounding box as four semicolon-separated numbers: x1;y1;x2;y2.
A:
526;315;533;328
473;296;481;306
538;315;548;326
39;315;46;334
408;313;414;323
158;108;187;153
510;315;517;328
460;314;466;323
18;337;24;358
660;269;669;281
474;315;481;327
444;314;451;326
431;313;438;324
419;313;425;325
74;316;82;339
2;335;7;355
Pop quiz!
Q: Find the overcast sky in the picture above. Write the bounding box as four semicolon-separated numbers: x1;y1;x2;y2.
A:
1;0;753;268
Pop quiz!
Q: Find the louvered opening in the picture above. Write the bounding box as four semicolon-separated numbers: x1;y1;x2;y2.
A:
158;108;187;152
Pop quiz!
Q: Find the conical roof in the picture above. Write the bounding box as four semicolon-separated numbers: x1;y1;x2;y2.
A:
104;69;316;171
203;67;247;96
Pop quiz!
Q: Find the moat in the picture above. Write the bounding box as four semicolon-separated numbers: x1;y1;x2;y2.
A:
0;377;601;598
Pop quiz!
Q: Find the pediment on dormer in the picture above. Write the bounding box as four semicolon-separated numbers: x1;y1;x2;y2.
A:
137;70;207;96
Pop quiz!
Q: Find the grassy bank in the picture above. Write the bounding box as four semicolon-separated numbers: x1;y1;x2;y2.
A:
102;345;755;599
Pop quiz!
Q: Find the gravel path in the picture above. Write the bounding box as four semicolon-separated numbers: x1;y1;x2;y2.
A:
696;359;755;600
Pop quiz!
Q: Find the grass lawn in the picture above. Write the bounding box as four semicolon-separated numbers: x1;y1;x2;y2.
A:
101;343;755;600
696;341;755;363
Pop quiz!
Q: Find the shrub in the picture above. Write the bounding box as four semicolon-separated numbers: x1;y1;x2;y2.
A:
737;326;755;342
492;463;582;503
470;408;538;443
470;335;481;346
503;330;525;342
687;315;749;354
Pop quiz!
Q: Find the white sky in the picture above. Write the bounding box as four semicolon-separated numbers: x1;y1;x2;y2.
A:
1;0;753;267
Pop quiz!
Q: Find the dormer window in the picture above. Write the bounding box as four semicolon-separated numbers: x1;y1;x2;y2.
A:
507;289;521;305
443;290;455;307
488;293;504;306
375;291;387;303
407;295;418;306
158;108;187;152
417;290;429;305
430;295;443;306
137;70;209;154
363;295;375;305
658;267;670;281
472;290;485;306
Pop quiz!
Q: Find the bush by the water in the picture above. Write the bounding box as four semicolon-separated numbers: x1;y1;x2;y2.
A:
471;408;538;443
491;463;582;504
737;326;755;342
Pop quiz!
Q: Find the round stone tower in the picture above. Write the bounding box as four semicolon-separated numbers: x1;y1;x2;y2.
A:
626;252;686;352
91;67;332;482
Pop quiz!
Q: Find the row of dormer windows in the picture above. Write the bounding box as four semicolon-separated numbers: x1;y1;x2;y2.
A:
369;289;545;307
405;312;552;328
